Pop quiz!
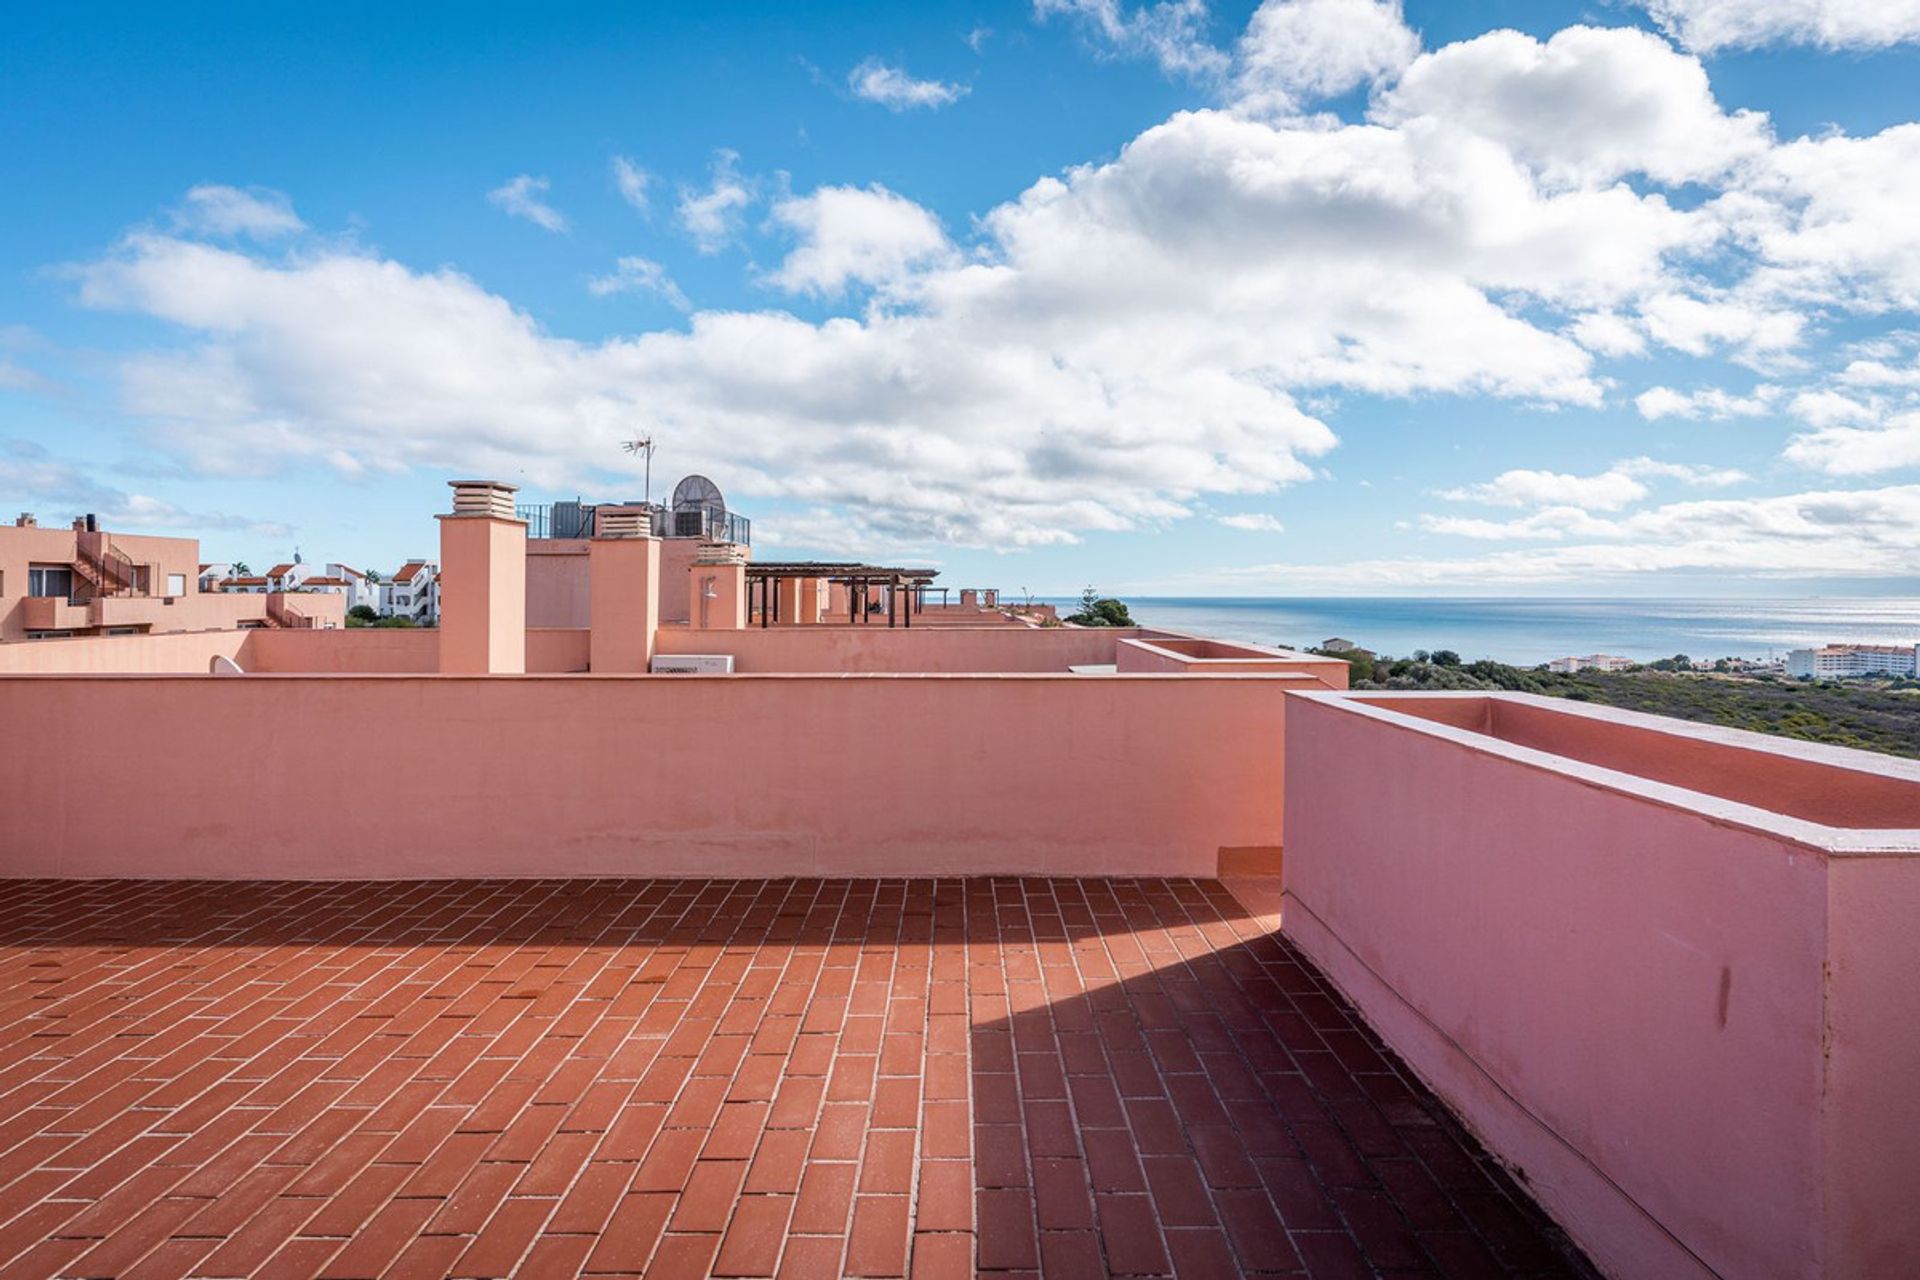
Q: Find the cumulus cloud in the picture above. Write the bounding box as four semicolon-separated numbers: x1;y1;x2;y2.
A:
587;257;690;310
1234;0;1420;117
0;439;289;535
1733;125;1920;312
611;156;651;213
1634;384;1781;420
58;2;1920;565
1374;26;1770;188
847;59;969;110
1233;484;1920;585
1218;512;1286;531
487;174;567;232
765;185;952;295
174;185;305;239
1780;385;1920;475
676;151;755;254
1636;0;1920;53
1636;292;1806;364
1440;457;1746;510
1568;312;1648;357
1033;0;1228;78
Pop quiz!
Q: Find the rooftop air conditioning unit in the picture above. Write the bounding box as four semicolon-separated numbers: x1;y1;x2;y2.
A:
650;654;735;674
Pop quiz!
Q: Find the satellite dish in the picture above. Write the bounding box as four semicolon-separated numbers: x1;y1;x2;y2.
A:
671;474;726;514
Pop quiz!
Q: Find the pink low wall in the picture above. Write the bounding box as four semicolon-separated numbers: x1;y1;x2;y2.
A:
653;625;1130;673
0;628;250;673
1116;636;1351;687
0;673;1291;880
656;625;1350;682
244;627;440;673
1282;692;1920;1280
527;627;590;673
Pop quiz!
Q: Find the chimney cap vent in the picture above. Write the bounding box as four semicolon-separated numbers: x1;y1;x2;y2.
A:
446;479;520;520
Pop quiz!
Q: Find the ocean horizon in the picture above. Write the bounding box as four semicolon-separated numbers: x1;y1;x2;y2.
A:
1038;596;1920;667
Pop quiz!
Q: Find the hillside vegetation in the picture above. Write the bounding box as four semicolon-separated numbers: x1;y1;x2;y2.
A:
1310;650;1920;760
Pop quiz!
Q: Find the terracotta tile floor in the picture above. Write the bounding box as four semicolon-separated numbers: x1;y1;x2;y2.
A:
0;879;1594;1279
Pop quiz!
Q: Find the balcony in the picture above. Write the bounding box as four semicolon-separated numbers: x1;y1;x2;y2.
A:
17;595;89;631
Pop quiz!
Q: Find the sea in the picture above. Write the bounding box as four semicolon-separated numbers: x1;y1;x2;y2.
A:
1047;597;1920;667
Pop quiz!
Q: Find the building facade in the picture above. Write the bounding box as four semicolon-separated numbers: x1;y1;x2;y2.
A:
1786;643;1920;679
0;514;343;640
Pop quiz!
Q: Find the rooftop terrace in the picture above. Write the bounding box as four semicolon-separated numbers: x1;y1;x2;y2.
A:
4;478;1919;1278
0;877;1588;1280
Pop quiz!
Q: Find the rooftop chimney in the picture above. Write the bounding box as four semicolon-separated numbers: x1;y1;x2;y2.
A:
446;480;519;520
595;506;650;538
15;513;34;528
437;479;526;673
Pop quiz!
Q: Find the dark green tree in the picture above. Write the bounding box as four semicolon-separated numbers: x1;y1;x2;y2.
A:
1067;587;1135;627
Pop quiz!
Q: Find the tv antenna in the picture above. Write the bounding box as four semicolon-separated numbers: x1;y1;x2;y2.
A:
621;435;657;506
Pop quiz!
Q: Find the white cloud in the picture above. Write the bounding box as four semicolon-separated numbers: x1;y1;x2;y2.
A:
1419;505;1615;541
1233;0;1420;117
1218;512;1286;531
68;0;1920;564
1789;388;1879;428
1636;292;1806;362
1781;386;1920;474
1783;412;1920;475
174;185;305;239
487;174;567;232
1374;26;1770;188
967;26;994;52
1634;384;1780;420
676;151;755;254
766;185;952;295
1440;456;1746;510
1839;358;1920;388
587;257;690;310
847;59;969;111
1441;467;1651;511
611;156;651;213
1733;125;1920;311
1229;484;1920;585
1569;312;1648;357
1033;0;1228;78
1636;0;1920;53
0;439;289;535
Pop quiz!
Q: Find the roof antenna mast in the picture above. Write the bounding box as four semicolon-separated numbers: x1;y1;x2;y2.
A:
621;435;657;507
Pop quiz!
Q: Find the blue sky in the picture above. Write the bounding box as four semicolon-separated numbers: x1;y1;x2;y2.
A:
5;0;1920;595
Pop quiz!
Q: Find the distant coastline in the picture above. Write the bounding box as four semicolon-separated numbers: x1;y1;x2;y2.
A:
1042;596;1920;667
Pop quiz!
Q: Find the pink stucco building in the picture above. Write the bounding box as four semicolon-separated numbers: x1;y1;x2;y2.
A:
0;512;345;642
1;477;1915;1279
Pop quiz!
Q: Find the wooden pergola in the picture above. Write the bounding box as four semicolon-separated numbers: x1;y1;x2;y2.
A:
744;562;940;628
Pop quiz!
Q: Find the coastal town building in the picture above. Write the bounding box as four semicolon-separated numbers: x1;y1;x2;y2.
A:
0;512;344;640
1546;652;1638;673
1786;643;1920;679
2;476;1918;1280
381;558;439;623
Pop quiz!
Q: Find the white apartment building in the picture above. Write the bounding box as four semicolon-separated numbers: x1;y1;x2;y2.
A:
1546;654;1638;673
1786;644;1920;679
382;560;439;624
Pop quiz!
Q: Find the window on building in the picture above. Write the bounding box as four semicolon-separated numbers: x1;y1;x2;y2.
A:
27;565;74;598
167;573;186;597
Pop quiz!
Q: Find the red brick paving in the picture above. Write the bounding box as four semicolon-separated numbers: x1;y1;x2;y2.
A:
0;878;1593;1278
